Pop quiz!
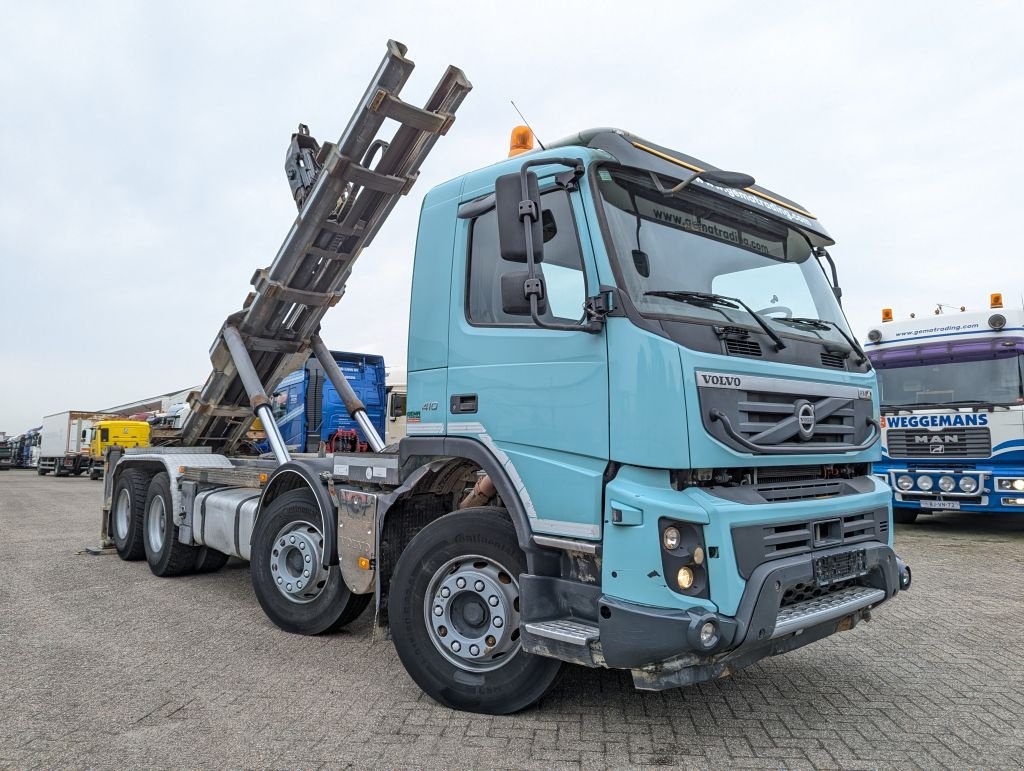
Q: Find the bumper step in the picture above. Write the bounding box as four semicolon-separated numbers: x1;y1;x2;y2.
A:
523;619;599;646
772;585;885;639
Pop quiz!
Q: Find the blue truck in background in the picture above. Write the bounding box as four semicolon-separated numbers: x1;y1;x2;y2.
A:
267;350;386;453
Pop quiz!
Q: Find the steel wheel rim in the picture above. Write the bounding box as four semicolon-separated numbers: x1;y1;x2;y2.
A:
423;555;521;672
114;488;131;541
146;495;166;553
269;521;329;604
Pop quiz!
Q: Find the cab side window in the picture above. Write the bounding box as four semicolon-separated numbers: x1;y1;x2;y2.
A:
467;190;586;325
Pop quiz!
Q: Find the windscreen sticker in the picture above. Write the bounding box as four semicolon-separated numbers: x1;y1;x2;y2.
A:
635;197;785;259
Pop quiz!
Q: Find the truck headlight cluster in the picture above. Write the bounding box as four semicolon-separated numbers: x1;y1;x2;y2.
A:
659;519;709;599
996;478;1024;492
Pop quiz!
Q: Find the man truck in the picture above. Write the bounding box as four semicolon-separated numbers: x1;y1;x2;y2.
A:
101;40;909;714
865;294;1024;522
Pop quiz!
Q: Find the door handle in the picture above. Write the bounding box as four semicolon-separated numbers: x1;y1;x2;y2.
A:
450;394;478;414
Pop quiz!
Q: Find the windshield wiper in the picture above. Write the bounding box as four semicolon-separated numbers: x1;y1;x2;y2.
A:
775;316;868;366
644;290;786;351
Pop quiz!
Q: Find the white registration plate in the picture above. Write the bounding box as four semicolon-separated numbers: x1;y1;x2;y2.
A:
922;500;960;510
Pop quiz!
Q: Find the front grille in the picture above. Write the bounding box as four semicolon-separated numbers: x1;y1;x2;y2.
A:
886;427;991;458
696;371;874;455
739;391;857;447
756;479;846;502
820;352;847;369
731;508;888;579
726;338;762;357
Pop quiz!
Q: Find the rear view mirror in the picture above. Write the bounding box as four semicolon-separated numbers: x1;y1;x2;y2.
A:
501;271;548;316
495;171;544;263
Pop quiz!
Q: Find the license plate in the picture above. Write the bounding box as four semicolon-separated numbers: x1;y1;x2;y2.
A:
921;500;960;510
813;549;867;587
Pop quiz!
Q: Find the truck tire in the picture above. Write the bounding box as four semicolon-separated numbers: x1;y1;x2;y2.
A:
389;507;563;715
194;545;230;573
111;469;148;560
250;487;370;635
37;465;46;476
893;509;918;524
143;472;197;577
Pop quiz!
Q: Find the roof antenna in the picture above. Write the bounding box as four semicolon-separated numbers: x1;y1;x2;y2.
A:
511;100;546;150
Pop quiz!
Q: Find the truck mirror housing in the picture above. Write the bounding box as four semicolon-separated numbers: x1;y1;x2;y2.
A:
495;171;544;263
501;270;548;316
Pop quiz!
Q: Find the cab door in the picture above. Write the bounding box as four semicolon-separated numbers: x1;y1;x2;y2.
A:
446;181;609;540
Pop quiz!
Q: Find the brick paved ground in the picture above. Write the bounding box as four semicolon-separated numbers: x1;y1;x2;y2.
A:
1;470;1023;769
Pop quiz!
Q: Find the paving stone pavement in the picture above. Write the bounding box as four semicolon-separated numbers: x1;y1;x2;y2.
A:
1;470;1023;769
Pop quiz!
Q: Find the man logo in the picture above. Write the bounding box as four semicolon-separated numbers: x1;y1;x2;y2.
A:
795;401;816;441
930;444;945;454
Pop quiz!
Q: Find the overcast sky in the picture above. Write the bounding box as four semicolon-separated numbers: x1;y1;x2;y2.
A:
1;1;1021;434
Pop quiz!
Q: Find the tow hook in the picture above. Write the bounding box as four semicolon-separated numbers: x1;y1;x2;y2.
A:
896;558;912;590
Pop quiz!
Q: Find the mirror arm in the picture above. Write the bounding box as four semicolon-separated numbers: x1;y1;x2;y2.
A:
515;157;596;333
815;246;843;305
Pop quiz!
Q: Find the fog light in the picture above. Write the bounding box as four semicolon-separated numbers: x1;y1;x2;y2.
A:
916;476;933;491
662;526;681;551
896;474;914;491
677;566;694;590
938;475;955;493
958;476;978;493
699;621;717;647
692;546;705;565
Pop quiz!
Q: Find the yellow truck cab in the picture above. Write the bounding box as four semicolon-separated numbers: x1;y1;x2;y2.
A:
88;420;150;480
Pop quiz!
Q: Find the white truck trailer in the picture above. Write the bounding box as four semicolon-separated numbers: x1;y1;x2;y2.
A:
39;411;118;476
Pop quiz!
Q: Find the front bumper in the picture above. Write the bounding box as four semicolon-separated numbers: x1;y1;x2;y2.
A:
597;542;907;688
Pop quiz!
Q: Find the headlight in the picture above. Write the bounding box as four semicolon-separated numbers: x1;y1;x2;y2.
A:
896;474;914;491
676;567;694;590
938;475;956;493
916;475;934;491
997;478;1024;492
958;476;978;493
662;526;681;551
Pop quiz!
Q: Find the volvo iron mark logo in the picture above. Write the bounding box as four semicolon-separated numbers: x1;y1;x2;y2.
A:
795;400;816;440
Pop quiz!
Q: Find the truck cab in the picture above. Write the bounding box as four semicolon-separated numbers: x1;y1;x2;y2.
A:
87;420;150;479
390;128;908;703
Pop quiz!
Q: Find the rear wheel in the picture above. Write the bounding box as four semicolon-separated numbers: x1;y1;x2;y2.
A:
143;472;196;576
389;507;563;714
893;509;918;524
111;469;148;560
250;488;370;635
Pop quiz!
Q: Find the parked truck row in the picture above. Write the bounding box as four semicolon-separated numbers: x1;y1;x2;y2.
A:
98;41;909;716
4;352;407;479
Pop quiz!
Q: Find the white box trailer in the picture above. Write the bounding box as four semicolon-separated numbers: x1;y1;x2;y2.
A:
39;411;117;476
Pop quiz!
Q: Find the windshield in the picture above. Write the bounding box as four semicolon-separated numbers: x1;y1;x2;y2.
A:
597;166;852;346
876;354;1024;408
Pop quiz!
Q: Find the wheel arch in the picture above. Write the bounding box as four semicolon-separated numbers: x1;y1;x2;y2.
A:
257;461;338;568
373;437;556;626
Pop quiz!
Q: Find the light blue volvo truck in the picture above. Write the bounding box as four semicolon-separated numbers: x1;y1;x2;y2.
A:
102;41;909;715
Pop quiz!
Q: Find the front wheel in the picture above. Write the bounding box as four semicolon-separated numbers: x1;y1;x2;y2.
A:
893;509;919;524
389;507;563;714
250;488;370;635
